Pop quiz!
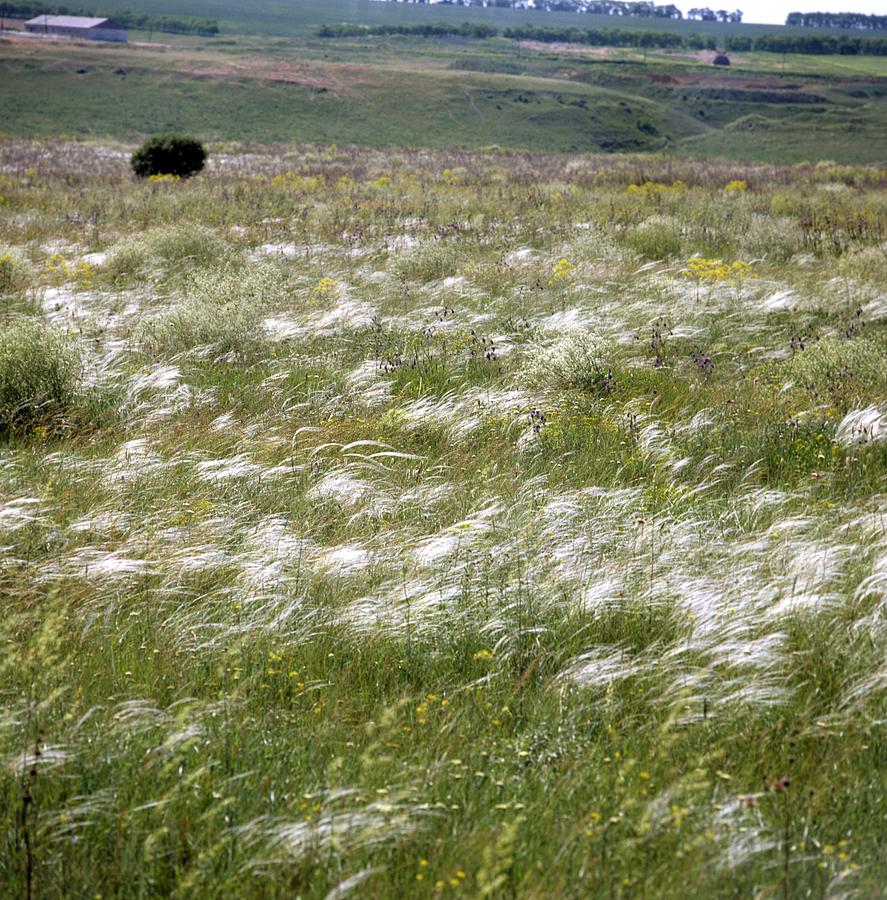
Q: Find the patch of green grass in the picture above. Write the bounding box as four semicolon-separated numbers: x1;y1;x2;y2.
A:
112;0;882;40
0;57;694;152
0;319;80;437
682;106;887;164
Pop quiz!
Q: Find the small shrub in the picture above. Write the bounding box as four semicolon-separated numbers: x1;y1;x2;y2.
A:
837;245;887;284
131;133;207;179
146;296;262;358
739;214;802;262
105;225;226;280
0;319;80;436
524;330;616;396
392;242;463;283
0;251;29;293
143;225;225;267
104;238;149;280
144;266;281;357
623;218;682;260
788;335;887;414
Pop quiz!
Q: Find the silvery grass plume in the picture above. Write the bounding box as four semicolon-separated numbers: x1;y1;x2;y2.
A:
236;790;425;873
836;405;887;447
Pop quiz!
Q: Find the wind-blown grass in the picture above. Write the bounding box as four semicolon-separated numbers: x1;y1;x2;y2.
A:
1;139;886;898
0;318;80;436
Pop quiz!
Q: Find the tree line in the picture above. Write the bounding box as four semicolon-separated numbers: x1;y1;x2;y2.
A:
785;11;887;31
736;31;887;53
0;1;219;34
502;23;713;47
318;19;887;55
509;22;887;54
316;21;498;38
367;1;697;20
686;8;743;22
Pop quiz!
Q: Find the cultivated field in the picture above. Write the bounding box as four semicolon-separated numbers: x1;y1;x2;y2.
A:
72;0;881;40
1;141;887;896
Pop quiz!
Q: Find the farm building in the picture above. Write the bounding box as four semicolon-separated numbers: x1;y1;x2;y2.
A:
24;15;128;42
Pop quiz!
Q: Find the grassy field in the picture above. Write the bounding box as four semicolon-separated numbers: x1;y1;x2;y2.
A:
1;140;887;897
0;44;700;152
2;26;887;163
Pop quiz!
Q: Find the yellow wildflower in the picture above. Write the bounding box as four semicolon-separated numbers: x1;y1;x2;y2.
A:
311;277;340;303
550;257;576;284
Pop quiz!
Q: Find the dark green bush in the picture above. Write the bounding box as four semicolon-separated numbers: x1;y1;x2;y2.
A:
131;133;207;179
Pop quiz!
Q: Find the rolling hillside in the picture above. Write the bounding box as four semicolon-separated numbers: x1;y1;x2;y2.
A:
1;1;887;162
103;0;870;39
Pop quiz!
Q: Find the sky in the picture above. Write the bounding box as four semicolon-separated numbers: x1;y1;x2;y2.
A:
725;1;887;25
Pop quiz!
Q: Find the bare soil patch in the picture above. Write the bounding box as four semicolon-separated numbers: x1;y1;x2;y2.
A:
176;58;371;95
517;40;614;56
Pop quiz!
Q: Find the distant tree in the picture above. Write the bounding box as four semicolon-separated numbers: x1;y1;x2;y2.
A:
131;134;207;179
654;4;683;18
350;0;689;20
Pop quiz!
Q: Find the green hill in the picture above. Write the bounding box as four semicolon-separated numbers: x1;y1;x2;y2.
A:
2;2;887;163
107;0;867;39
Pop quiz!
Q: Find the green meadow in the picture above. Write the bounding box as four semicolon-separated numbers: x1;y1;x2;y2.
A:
3;137;887;900
96;0;859;39
2;2;887;897
2;25;887;162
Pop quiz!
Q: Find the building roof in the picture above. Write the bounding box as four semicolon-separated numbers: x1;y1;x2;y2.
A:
25;15;115;29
